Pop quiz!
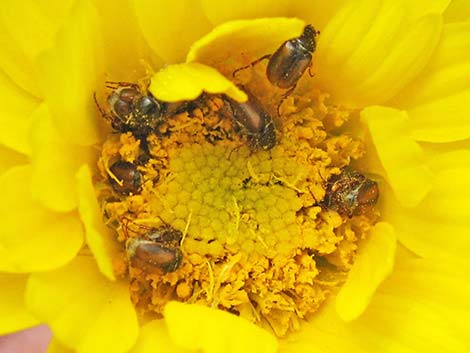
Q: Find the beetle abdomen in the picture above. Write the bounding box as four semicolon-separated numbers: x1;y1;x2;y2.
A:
267;40;312;89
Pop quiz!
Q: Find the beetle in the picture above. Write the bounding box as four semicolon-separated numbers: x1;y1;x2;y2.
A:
95;82;165;137
222;89;276;150
126;238;182;273
233;25;319;113
322;168;379;217
108;160;143;195
95;81;196;138
121;217;184;273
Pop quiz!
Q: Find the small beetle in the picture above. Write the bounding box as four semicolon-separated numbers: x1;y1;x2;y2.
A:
322;168;379;217
95;82;165;137
233;25;319;113
122;217;184;273
126;238;182;273
223;89;276;150
109;160;142;195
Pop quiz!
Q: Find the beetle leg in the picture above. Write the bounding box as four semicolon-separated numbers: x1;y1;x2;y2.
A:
105;81;140;90
232;54;272;78
94;92;115;123
276;84;297;116
307;63;315;78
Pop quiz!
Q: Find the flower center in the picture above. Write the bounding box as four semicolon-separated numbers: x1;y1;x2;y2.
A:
96;66;379;336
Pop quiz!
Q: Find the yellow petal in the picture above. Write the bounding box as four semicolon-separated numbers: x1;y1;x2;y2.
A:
361;106;433;208
393;23;470;107
133;0;212;63
130;320;189;353
94;0;161;81
201;0;291;25
444;0;470;23
407;90;470;142
36;0;105;146
186;17;305;72
47;339;75;353
0;273;38;334
30;104;96;212
384;150;470;259
0;0;56;96
0;69;38;155
316;0;442;107
336;222;396;322
201;1;350;31
0;166;83;273
25;256;139;353
149;63;247;102
404;0;451;20
282;253;468;353
0;0;74;96
0;145;28;175
76;164;120;281
165;302;278;353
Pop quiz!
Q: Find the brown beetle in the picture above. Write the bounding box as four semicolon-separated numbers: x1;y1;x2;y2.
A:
122;217;184;273
233;25;319;113
223;89;276;150
108;160;142;195
95;82;165;137
95;81;201;138
322;168;379;217
126;238;182;273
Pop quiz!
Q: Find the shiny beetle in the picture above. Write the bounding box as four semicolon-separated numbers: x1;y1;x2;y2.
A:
266;25;318;90
95;82;165;137
122;218;184;273
126;238;182;273
233;25;319;113
108;160;142;195
223;89;276;150
322;168;379;217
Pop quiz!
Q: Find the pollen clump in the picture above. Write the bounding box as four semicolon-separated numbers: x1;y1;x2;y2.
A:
96;74;378;336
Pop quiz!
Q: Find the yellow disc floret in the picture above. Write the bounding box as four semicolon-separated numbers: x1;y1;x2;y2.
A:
97;81;378;337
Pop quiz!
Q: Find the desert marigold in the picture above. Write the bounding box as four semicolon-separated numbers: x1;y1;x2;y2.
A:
0;0;469;353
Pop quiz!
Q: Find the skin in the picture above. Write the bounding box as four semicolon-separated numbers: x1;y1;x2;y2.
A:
0;325;51;353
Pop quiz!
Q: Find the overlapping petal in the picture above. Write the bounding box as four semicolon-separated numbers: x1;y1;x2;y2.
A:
25;256;139;353
361;106;433;208
393;23;470;107
407;91;470;142
444;0;470;23
164;302;278;353
0;274;38;334
94;0;159;81
0;166;83;273
0;0;55;96
336;222;396;321
36;0;105;146
133;0;212;63
315;0;442;107
186;17;305;73
30;104;96;213
76;164;120;280
149;63;247;102
0;145;28;175
384;150;470;259
0;69;38;155
281;252;469;353
130;320;189;353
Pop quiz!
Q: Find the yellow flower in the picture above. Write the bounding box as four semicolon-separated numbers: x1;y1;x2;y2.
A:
1;0;470;352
